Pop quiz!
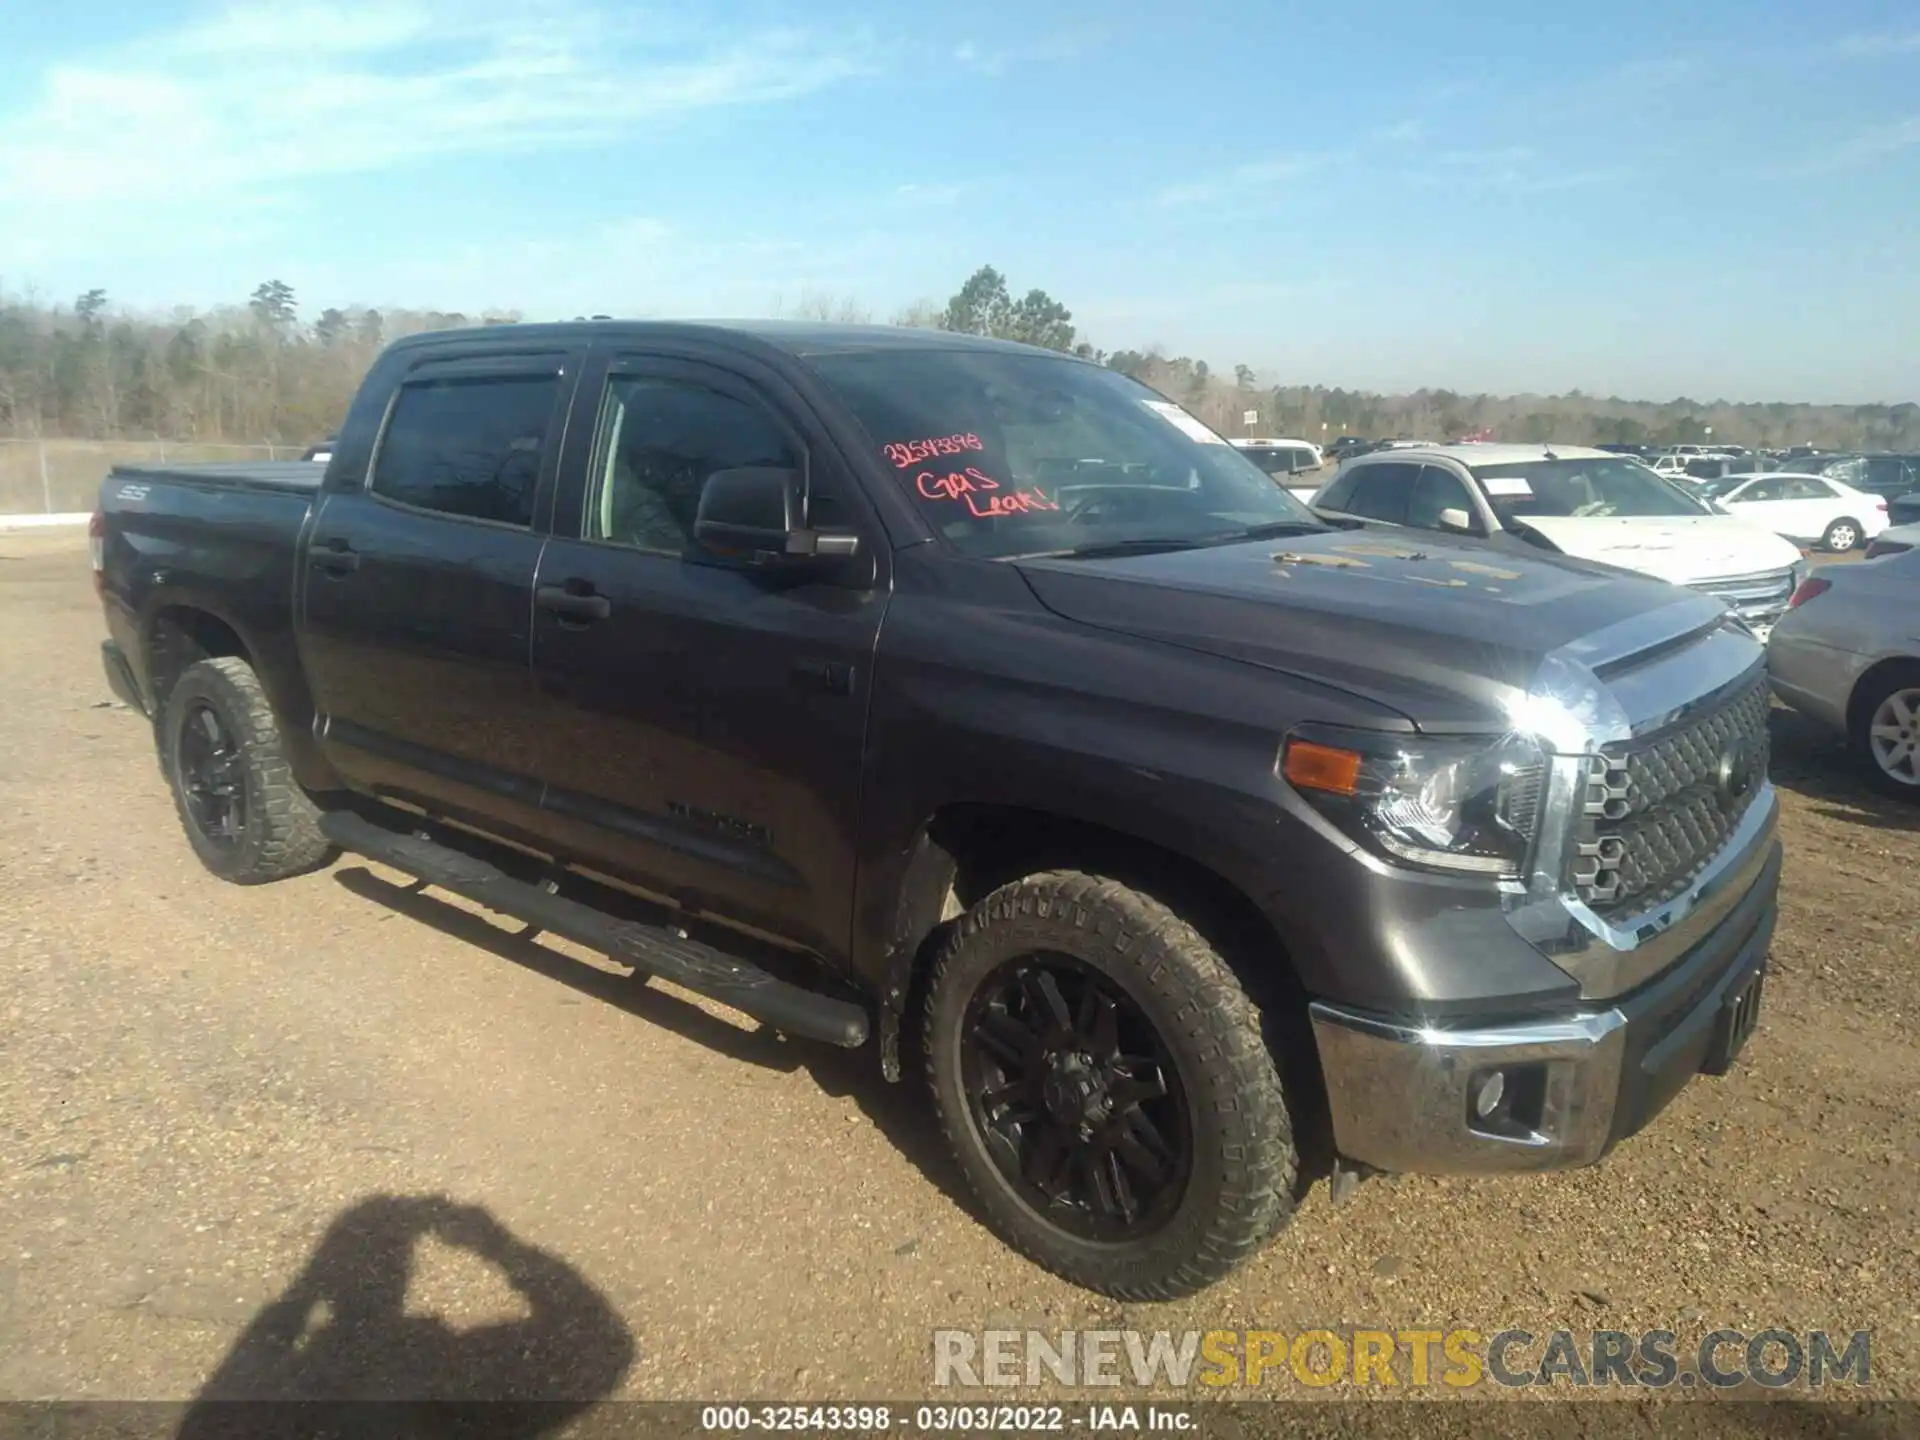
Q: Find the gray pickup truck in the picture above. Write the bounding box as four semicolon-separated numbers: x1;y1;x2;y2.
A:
94;321;1780;1298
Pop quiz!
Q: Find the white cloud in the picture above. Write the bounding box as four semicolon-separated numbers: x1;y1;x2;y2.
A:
1372;119;1426;144
1156;152;1343;206
950;27;1101;77
1828;29;1920;58
0;1;877;266
893;182;968;208
1794;117;1920;173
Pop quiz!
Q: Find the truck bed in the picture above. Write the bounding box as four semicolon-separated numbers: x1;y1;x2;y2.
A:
106;460;325;494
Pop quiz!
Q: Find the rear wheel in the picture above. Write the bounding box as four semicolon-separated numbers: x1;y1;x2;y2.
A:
1822;518;1861;552
159;657;335;882
924;871;1295;1299
1852;664;1920;803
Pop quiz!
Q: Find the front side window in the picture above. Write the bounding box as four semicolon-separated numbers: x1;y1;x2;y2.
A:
805;349;1317;559
1408;465;1479;531
1470;457;1709;523
585;376;800;554
372;373;559;527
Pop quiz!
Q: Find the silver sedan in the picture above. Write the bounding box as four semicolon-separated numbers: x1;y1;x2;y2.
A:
1768;533;1920;800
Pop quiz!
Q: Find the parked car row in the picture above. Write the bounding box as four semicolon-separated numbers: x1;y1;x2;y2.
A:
1298;444;1808;639
1288;441;1917;800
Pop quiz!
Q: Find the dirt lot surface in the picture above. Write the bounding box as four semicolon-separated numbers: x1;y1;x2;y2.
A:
1;531;1914;1426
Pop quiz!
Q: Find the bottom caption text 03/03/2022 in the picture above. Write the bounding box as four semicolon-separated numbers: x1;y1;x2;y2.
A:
699;1404;1198;1434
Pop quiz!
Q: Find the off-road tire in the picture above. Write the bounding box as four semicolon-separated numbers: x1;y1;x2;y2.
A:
159;656;335;883
924;870;1296;1299
1822;518;1861;552
1850;662;1920;803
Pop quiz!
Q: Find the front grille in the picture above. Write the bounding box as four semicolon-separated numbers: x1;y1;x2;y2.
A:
1567;672;1770;916
1690;568;1796;628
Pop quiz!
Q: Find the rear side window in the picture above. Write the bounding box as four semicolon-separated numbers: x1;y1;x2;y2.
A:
372;373;561;527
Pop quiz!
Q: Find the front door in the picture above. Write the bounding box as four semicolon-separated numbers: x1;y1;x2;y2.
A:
299;349;579;835
526;352;888;963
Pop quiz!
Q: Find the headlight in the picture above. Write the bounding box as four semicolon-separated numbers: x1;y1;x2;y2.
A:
1280;725;1548;878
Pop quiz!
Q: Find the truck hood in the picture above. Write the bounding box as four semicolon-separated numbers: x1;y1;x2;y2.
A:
1014;527;1724;732
1512;514;1802;584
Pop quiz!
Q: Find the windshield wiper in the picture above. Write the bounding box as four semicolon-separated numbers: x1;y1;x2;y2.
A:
1205;519;1331;542
1015;536;1218;560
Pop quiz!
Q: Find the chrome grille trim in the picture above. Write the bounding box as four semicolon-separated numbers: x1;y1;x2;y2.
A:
1568;672;1771;916
1690;567;1796;628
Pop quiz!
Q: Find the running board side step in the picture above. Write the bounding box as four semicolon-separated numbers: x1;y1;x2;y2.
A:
319;811;870;1048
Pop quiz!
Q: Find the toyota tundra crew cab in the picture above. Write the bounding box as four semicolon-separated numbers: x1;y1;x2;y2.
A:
93;322;1781;1299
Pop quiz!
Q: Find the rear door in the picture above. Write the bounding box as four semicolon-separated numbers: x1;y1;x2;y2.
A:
1863;457;1915;498
524;349;888;962
1780;476;1844;538
299;347;582;834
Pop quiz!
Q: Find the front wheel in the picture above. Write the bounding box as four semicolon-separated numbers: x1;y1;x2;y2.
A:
159;656;336;883
1853;664;1920;802
924;872;1296;1299
1822;518;1861;552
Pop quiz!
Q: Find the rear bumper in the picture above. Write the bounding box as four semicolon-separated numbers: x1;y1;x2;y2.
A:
101;640;147;715
1309;839;1780;1175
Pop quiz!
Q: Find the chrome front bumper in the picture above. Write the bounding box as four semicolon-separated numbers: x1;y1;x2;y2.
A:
1308;837;1781;1176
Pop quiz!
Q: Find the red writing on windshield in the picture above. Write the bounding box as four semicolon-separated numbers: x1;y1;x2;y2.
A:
963;488;1058;518
916;466;999;500
884;434;983;469
912;467;1058;518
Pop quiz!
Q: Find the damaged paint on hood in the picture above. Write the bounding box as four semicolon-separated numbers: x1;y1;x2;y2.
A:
1014;527;1725;732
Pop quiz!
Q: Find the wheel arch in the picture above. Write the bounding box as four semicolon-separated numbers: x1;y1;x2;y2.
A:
1846;655;1920;734
872;803;1330;1182
138;596;342;793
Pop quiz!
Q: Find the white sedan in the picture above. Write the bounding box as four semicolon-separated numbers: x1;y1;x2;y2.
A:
1712;472;1889;552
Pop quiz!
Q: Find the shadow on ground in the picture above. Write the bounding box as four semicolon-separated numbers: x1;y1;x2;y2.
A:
175;1194;634;1438
1768;706;1920;834
331;864;974;1221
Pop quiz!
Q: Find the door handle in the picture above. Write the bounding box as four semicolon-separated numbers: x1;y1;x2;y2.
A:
790;658;855;695
536;583;611;622
310;538;359;574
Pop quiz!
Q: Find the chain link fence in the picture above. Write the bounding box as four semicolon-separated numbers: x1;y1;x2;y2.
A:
0;438;287;518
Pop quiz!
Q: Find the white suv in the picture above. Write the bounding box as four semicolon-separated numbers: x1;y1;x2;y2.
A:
1308;444;1809;639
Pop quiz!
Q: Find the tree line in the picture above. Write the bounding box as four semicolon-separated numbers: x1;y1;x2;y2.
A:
4;270;1915;453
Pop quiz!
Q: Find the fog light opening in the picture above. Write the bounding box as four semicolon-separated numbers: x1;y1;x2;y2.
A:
1474;1070;1505;1119
1467;1061;1550;1140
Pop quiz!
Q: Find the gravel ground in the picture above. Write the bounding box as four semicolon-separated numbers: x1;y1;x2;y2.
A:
0;531;1913;1426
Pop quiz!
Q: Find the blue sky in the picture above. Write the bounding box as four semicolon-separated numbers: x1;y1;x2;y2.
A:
2;1;1917;403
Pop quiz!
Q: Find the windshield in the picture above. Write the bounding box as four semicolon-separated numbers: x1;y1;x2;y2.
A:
806;349;1321;558
1470;457;1711;521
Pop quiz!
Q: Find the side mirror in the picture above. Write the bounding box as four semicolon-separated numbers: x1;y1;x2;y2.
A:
693;467;860;567
1437;507;1476;533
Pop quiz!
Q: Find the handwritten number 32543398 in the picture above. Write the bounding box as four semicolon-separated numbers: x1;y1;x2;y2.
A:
883;434;984;468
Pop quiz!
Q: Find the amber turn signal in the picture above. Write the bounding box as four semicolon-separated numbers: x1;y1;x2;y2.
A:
1283;738;1363;796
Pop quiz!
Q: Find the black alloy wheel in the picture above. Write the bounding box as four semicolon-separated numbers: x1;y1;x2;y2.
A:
960;953;1193;1242
176;700;248;849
